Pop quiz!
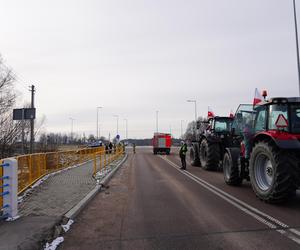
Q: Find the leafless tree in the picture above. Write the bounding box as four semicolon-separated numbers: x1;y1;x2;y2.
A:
0;55;22;158
183;117;206;142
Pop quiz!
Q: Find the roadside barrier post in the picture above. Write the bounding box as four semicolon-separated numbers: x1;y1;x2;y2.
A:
2;158;18;219
93;153;97;176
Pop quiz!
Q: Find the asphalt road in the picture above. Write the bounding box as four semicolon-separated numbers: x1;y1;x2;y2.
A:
61;147;300;250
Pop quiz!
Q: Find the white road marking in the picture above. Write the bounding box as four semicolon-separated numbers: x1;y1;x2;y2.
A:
159;155;300;245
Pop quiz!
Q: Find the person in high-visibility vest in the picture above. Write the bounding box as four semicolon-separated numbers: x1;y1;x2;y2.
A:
179;141;188;170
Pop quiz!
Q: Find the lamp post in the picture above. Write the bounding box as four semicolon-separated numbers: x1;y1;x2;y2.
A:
69;117;75;142
96;106;102;140
181;120;184;138
293;0;300;95
124;118;128;140
113;115;119;135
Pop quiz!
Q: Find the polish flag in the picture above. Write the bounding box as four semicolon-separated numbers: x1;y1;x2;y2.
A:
253;88;263;106
208;107;215;119
229;110;234;118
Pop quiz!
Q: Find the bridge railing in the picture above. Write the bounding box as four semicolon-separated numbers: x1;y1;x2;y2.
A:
92;145;125;176
17;146;104;194
0;145;125;219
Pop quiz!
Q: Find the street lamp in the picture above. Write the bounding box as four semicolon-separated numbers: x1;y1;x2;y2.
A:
113;115;119;135
181;120;184;138
96;106;102;140
124;118;128;140
293;0;300;95
69;117;75;142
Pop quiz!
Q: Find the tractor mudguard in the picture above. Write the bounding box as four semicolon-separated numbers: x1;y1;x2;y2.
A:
254;131;300;150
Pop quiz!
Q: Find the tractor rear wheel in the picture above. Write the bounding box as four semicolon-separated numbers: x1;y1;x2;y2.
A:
223;149;242;186
190;144;200;166
249;142;298;203
200;139;220;170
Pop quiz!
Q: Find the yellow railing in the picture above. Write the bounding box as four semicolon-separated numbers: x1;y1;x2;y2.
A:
0;145;125;197
92;145;124;176
17;146;105;194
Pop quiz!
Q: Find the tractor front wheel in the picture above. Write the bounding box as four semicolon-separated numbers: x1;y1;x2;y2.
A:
249;142;297;203
190;144;200;166
200;139;220;170
223;149;242;186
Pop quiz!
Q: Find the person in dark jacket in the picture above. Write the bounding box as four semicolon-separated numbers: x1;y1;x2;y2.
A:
179;141;188;170
108;142;113;154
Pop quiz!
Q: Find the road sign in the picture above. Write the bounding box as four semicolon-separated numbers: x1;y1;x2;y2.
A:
13;108;36;120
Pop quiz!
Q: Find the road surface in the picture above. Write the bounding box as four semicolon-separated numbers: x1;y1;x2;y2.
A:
61;147;300;250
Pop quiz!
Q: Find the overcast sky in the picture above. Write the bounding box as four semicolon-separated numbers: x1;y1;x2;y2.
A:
0;0;299;139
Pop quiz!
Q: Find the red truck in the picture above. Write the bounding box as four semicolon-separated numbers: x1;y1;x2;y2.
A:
152;133;172;155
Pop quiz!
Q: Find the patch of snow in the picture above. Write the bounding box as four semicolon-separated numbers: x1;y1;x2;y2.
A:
95;167;112;179
44;237;64;250
5;215;20;222
62;219;74;233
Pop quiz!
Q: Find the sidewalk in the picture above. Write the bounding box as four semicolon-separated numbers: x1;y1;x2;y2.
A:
0;156;125;250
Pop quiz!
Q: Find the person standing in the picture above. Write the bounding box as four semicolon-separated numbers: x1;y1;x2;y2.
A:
133;143;136;154
179;141;188;170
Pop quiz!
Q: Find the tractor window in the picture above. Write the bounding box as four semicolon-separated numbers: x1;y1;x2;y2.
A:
214;120;231;132
254;107;266;132
290;104;300;133
268;104;288;132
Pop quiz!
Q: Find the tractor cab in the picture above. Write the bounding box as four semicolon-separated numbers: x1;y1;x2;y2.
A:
231;104;255;137
252;97;300;149
206;116;233;134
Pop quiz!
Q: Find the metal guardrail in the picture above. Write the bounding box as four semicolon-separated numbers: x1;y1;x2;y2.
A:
92;145;125;176
16;146;105;194
0;145;125;220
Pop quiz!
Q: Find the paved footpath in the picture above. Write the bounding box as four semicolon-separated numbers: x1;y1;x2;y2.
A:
0;160;99;250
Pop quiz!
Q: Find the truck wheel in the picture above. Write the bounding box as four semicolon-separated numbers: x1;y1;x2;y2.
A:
200;139;220;170
249;142;297;203
223;149;242;186
190;144;200;166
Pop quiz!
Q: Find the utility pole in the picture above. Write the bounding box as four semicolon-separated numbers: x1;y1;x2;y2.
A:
187;100;197;130
293;0;300;95
29;85;35;153
21;108;25;154
96;106;102;140
69;118;75;143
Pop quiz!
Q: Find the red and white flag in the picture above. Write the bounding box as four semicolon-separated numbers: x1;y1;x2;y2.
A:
253;88;263;106
208;106;215;119
229;109;234;118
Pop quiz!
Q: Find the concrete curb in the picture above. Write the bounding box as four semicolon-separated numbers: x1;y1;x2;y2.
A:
64;153;128;220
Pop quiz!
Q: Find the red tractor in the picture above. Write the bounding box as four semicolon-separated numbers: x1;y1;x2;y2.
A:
223;97;300;203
